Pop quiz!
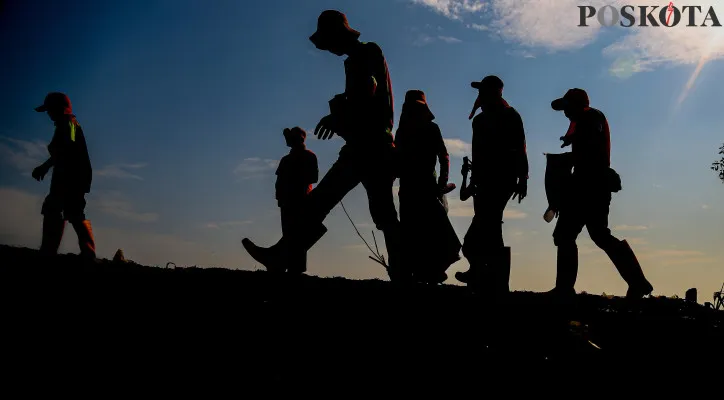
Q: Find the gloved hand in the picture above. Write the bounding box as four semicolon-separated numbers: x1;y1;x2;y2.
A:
560;135;572;148
32;164;49;181
315;114;339;140
510;178;528;204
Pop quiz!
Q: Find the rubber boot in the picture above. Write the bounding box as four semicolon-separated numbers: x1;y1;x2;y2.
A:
71;220;97;261
607;239;653;299
545;244;578;299
494;246;511;295
456;245;480;285
383;223;410;283
243;222;327;274
40;216;65;256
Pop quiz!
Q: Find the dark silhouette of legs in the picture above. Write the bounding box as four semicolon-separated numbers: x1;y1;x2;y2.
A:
280;205;307;274
552;189;652;298
40;214;65;256
457;186;514;293
40;191;96;261
243;145;400;279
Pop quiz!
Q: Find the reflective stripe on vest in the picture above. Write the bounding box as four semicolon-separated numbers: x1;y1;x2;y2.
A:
69;121;76;142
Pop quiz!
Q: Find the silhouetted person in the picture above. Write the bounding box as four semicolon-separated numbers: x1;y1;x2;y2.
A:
32;92;96;262
548;88;653;299
395;90;461;284
275;127;319;274
242;10;402;280
455;76;529;296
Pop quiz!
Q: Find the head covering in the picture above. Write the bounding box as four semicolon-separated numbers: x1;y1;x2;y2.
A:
35;92;72;114
309;10;360;51
469;76;505;119
283;126;307;142
551;88;590;111
471;75;504;91
400;89;434;122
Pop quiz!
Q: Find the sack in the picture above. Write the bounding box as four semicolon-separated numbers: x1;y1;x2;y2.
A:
607;167;622;193
544;152;574;214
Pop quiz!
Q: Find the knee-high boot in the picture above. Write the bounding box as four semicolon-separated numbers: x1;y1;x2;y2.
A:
606;239;653;299
554;243;578;294
71;219;96;260
40;216;66;256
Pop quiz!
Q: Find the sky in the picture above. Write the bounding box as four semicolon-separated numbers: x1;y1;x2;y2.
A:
0;0;722;301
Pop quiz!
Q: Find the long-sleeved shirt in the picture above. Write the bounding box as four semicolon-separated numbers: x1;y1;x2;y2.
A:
471;99;529;185
48;115;92;193
331;41;394;146
561;107;611;176
275;146;319;207
395;119;449;189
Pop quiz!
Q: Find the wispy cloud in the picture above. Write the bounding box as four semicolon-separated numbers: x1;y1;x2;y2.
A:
411;0;724;91
95;191;159;223
443;138;472;158
446;195;527;219
233;157;278;179
96;163;148;180
504;208;527;219
205;220;253;229
412;0;487;21
0;136;48;172
614;224;649;231
414;33;463;46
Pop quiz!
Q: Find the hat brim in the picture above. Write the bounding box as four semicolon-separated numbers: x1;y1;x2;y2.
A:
551;98;567;111
310;28;360;50
471;81;483;89
35;105;47;112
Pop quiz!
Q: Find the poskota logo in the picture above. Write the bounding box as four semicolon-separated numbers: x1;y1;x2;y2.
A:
579;2;722;27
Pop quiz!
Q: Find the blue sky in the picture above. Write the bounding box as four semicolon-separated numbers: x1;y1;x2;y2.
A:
1;0;722;300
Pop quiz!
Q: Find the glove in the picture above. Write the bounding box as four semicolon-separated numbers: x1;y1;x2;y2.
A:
32;164;49;181
315;114;339;140
511;179;528;203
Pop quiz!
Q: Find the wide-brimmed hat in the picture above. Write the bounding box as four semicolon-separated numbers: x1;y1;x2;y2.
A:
309;10;360;50
402;89;435;121
35;92;72;114
551;88;589;111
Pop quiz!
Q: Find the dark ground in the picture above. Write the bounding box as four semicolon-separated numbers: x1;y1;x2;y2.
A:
1;244;722;392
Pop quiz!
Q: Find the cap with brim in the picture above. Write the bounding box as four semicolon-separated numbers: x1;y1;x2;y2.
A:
551;88;589;111
35;92;72;114
310;10;360;50
471;75;504;91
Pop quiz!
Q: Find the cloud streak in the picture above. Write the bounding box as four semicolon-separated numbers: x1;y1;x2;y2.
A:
414;33;463;46
205;220;253;229
233;157;278;179
96;163;148;180
0;136;48;173
95;191;159;223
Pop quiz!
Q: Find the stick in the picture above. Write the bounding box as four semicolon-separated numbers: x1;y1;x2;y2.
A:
340;201;388;267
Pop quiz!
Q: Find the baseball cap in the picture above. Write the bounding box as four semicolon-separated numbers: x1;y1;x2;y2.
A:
551;88;589;111
35;92;72;114
471;75;504;91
